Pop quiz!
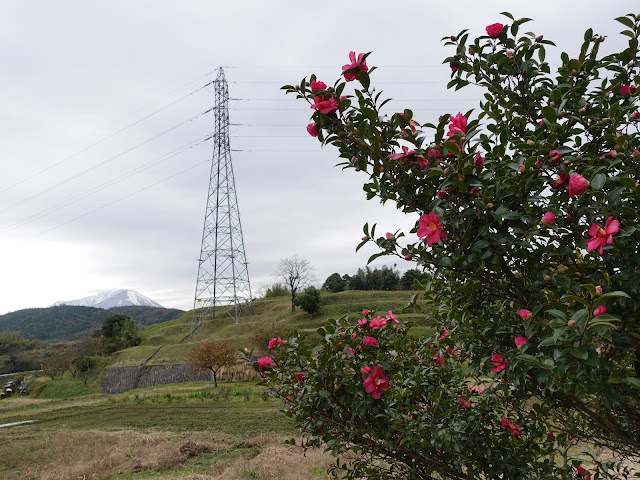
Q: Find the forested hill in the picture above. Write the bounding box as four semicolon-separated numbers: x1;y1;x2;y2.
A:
0;305;183;342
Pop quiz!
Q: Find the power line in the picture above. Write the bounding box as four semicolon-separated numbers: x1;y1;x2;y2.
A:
0;81;212;195
40;154;228;235
5;135;213;231
0;107;213;216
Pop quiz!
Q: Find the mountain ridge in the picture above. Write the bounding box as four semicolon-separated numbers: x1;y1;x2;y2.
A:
53;289;164;309
0;304;183;341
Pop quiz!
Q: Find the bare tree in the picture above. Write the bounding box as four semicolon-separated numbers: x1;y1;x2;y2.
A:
274;255;315;312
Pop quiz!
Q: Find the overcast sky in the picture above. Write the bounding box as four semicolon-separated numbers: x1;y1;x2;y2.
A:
0;1;636;314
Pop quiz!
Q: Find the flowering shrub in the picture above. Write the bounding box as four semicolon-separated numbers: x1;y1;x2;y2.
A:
250;12;640;479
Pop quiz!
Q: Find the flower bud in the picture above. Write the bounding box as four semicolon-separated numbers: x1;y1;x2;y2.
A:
486;202;494;209
404;254;412;261
633;149;640;158
437;190;447;199
568;319;577;328
595;285;602;296
543;274;551;281
443;167;451;176
518;164;525;172
361;236;369;242
458;175;466;183
450;35;457;41
610;150;617;158
527;139;535;146
536;35;544;42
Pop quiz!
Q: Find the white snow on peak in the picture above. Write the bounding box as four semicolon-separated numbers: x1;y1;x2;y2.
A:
52;289;164;309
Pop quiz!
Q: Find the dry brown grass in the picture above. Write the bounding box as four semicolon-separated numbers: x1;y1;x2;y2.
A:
1;427;334;480
207;443;334;480
6;428;225;480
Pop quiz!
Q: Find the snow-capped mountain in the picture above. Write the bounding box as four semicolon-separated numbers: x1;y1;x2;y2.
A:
53;289;164;309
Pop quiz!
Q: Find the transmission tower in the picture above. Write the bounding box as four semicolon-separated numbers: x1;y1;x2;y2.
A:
190;67;253;340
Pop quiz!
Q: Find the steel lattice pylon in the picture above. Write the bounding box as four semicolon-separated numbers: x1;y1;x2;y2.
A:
190;67;252;340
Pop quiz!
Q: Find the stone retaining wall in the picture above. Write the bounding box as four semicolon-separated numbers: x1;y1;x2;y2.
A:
100;360;261;394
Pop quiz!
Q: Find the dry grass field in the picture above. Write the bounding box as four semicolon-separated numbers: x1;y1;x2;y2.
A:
0;382;334;480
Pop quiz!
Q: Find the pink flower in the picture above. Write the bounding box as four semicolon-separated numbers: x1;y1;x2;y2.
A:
310;95;339;114
433;353;445;365
541;211;555;225
577;466;591;479
296;373;305;381
257;356;275;370
268;337;286;349
619;85;636;96
342;51;369;82
363;336;379;346
417;212;448;247
385;232;395;240
518;309;533;321
568;174;589;197
486;23;504;39
358;318;368;328
369;316;387;329
390;146;428;169
551;171;569;189
310;81;327;91
469;386;485;394
474;154;484;168
427;148;442;160
362;366;389;399
593;306;607;317
490;354;507;373
362;309;369;316
361;366;371;375
595;285;602;296
404;254;412;261
518;164;525;172
457;396;471;408
586;216;620;255
386;311;399;323
500;417;522;437
306;123;318;137
447;112;468;137
514;337;530;348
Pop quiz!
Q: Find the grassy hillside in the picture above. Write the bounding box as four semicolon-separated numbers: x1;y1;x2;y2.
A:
0;305;183;341
111;290;434;367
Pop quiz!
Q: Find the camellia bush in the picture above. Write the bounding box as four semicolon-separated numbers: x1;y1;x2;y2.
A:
245;13;640;480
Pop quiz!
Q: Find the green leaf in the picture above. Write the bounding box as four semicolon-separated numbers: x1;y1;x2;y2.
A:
541;106;557;123
600;291;631;300
517;354;539;365
358;71;370;90
623;377;640;389
443;141;460;157
546;309;567;321
570;347;588;360
581;284;597;298
591;173;606;191
562;295;589;307
615;16;635;29
618;176;637;189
